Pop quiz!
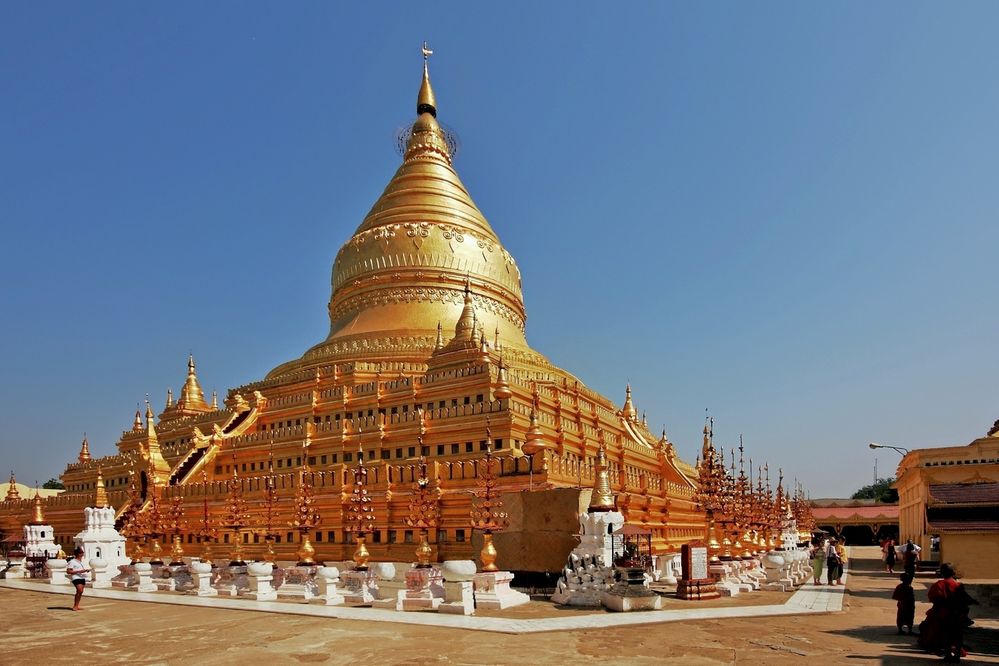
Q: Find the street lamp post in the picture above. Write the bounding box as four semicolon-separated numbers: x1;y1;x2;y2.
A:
868;442;910;456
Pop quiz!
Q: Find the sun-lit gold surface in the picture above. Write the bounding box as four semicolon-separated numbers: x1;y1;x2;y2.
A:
1;47;711;567
405;454;439;567
470;434;508;572
94;468;109;509
5;471;20;502
29;492;45;525
587;440;617;512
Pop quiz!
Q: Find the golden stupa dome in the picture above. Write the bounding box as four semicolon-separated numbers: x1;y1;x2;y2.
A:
269;48;534;377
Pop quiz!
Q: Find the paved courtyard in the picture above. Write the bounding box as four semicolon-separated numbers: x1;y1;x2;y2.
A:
2;547;996;664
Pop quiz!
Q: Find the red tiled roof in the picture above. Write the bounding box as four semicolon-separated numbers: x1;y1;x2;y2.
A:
928;482;999;504
812;505;899;520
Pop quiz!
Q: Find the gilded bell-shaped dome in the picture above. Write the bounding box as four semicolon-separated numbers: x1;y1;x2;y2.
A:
270;49;535;377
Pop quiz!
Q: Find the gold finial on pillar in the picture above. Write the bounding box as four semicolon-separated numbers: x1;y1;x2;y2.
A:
406;454;440;567
165;388;173;409
418;41;437;117
588;439;617;513
345;444;376;569
94;467;109;508
78;434;92;462
470;443;508;572
5;471;20;501
133;406;144;431
211;390;218;410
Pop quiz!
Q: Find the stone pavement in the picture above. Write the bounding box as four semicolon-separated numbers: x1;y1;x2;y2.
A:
0;565;846;634
2;548;996;664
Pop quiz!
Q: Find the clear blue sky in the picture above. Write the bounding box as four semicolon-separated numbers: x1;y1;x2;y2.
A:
2;2;997;497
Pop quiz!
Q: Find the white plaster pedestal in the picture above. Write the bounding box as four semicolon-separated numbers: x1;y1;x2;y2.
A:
245;562;277;601
342;569;377;606
47;558;69;586
213;565;248;596
370;562;406;610
89;558;112;589
274;565;318;601
600;567;663;612
401;566;444;611
111;564;137;589
4;555;27;579
134;562;158;592
438;560;476;615
311;566;344;606
189;561;217;597
473;571;529;610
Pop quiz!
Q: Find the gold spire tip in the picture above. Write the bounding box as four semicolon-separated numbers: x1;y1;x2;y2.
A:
418;41;437;117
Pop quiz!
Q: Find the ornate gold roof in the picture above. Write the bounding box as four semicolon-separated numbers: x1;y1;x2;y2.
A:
270;46;537;377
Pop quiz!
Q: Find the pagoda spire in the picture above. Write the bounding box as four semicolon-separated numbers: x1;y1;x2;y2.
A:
133;407;143;431
622;384;637;422
434;322;444;351
588;439;617;513
78;434;92;462
5;471;19;501
453;279;477;342
29;491;46;525
417;41;437;117
165;388;173;410
94;468;109;508
177;354;209;411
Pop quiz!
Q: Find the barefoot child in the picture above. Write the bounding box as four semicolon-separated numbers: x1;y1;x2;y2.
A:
892;572;916;635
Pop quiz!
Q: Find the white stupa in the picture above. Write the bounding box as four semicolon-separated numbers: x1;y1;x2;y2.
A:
24;493;60;558
73;470;129;571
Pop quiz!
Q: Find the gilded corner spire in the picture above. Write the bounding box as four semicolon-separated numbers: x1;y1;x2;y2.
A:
434;321;444;351
588;439;617;513
78;434;92;462
133;407;143;431
418;41;437;117
5;471;19;501
94;467;109;508
622;384;637;422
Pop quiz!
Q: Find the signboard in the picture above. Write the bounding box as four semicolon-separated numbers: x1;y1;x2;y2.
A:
681;542;709;581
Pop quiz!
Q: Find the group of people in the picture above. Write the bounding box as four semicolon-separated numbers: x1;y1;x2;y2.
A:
884;538;979;663
808;536;847;585
882;537;920;576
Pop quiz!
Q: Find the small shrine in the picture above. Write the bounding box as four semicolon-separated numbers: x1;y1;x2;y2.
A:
23;492;59;559
73;469;128;573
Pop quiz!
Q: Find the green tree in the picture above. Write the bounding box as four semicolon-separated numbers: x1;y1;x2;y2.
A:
851;477;898;503
42;478;64;490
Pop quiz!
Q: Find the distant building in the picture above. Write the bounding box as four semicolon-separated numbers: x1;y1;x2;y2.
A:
894;422;999;579
810;498;898;545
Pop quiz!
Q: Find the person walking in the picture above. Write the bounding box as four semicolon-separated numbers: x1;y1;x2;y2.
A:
810;539;825;584
826;537;842;585
892;573;916;635
835;539;848;585
66;547;90;611
903;541;920;578
918;563;978;662
885;538;897;574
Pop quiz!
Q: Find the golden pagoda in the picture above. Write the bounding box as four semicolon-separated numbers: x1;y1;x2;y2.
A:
5;471;20;502
0;45;706;571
